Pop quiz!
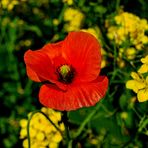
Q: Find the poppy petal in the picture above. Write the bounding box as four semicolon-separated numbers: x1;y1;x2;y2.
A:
24;49;56;81
62;31;101;83
42;41;63;61
39;76;108;111
26;66;41;82
24;41;64;82
24;49;68;91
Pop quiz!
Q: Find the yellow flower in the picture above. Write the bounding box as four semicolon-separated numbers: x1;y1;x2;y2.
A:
117;59;125;68
22;139;28;148
126;72;145;93
19;119;27;128
138;55;148;73
1;0;20;11
126;48;136;60
53;19;59;26
126;72;148;102
137;87;148;102
36;132;45;141
120;112;128;119
19;107;65;148
49;142;58;148
64;8;84;31
106;11;148;57
52;132;63;143
101;48;107;68
20;128;27;139
126;55;148;102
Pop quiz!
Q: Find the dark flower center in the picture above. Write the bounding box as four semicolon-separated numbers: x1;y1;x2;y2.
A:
57;64;75;84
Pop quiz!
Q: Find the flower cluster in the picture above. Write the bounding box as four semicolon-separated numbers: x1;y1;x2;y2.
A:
19;107;65;148
107;12;148;48
126;55;148;102
138;55;148;74
1;0;24;11
106;11;148;65
64;8;84;32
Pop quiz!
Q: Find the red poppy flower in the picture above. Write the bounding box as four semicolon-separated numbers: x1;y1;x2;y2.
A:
24;31;108;111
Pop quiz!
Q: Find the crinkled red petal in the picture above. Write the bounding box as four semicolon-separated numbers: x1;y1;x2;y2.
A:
39;76;108;111
42;41;63;61
62;31;101;83
24;49;67;91
24;50;56;81
25;66;41;82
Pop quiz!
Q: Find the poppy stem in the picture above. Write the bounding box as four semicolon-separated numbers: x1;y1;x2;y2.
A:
62;111;71;146
27;110;63;148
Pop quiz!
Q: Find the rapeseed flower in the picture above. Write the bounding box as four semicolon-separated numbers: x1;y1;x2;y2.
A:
106;11;148;63
1;0;22;11
138;55;148;74
126;55;148;102
64;8;84;32
107;12;148;48
19;107;64;148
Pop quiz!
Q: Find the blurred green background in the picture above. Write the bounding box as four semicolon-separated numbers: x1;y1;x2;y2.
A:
0;0;148;147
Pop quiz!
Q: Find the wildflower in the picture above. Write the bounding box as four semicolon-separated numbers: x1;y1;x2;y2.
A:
138;55;148;73
64;8;84;32
125;47;136;60
107;12;148;48
120;112;128;120
1;0;20;11
19;107;64;148
106;11;148;63
24;31;108;111
53;19;59;26
126;72;148;102
100;48;107;68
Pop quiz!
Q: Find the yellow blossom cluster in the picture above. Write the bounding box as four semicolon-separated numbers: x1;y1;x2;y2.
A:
81;28;107;68
126;55;148;102
1;0;26;11
64;8;84;32
106;12;148;66
107;12;148;49
19;107;65;148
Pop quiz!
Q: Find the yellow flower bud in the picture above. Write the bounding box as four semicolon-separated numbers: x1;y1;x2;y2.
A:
20;128;27;139
22;139;28;148
36;132;45;141
20;119;27;128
